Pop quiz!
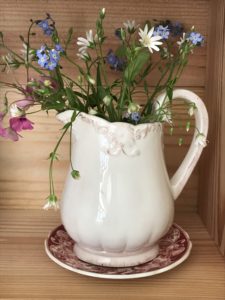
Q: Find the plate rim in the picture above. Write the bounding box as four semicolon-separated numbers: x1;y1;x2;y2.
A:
44;223;192;280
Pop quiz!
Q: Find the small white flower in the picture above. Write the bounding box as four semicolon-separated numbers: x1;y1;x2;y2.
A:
139;25;162;53
43;200;60;210
195;133;207;147
2;53;18;71
177;33;186;48
10;104;24;117
128;102;140;113
153;100;173;125
188;103;196;116
88;108;98;115
21;43;34;63
123;20;138;32
77;29;94;53
77;50;88;60
103;95;112;106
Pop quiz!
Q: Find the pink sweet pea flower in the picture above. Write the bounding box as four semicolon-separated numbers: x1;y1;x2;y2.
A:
0;112;19;141
16;98;34;110
0;112;6;138
9;117;34;132
4;127;19;141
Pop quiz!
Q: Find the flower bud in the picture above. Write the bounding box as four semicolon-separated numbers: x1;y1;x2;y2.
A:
87;75;95;85
10;104;24;117
103;95;112;106
88;108;98;115
128;102;140;113
100;8;106;19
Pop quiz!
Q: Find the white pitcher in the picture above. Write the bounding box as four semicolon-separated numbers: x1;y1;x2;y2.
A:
57;89;208;267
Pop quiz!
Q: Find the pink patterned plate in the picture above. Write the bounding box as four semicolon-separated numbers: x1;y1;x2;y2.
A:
45;223;192;279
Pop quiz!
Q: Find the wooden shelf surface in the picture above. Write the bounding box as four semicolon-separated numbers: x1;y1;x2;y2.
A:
0;209;224;300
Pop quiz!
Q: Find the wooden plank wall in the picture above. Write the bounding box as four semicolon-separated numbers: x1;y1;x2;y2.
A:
0;0;209;211
199;0;225;255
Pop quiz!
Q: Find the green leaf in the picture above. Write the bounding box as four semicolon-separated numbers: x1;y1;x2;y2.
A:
48;152;59;160
65;27;73;50
65;87;85;110
167;86;173;101
71;111;77;122
63;122;72;130
144;80;149;95
96;63;106;101
115;45;126;58
124;50;150;83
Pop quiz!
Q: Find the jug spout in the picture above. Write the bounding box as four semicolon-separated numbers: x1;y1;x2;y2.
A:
56;110;74;124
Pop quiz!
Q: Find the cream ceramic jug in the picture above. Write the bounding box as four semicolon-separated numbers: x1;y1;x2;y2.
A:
57;89;208;267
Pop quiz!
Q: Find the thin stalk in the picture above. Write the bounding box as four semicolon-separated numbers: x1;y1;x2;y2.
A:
49;125;69;195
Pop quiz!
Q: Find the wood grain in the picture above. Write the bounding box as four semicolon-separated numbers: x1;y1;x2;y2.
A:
198;0;225;256
0;209;224;300
0;0;209;212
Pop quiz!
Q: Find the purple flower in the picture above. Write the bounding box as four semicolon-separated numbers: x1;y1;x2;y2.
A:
37;20;53;36
16;98;34;110
38;20;49;30
0;112;19;141
171;22;183;36
130;112;141;123
153;25;170;40
55;44;64;53
106;50;125;71
37;53;48;68
36;46;60;70
49;49;60;62
3;128;19;141
45;59;58;71
36;45;46;58
0;112;6;137
10;117;34;132
187;32;204;46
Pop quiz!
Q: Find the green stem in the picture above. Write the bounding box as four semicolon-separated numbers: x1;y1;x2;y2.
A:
26;21;35;81
49;125;69;195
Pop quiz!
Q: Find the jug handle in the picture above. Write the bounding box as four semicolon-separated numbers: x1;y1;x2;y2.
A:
155;89;208;200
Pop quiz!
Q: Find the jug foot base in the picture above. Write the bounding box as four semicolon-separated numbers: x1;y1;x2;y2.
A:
74;243;159;267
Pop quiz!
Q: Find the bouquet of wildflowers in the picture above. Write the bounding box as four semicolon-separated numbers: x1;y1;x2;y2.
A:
0;8;204;209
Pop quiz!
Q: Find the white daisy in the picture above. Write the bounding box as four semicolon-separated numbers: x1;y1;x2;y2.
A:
139;24;162;53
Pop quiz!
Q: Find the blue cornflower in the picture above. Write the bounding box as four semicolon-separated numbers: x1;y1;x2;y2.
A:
55;44;64;53
49;49;60;62
130;112;141;123
153;25;170;40
37;54;48;68
187;32;204;46
106;50;125;71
